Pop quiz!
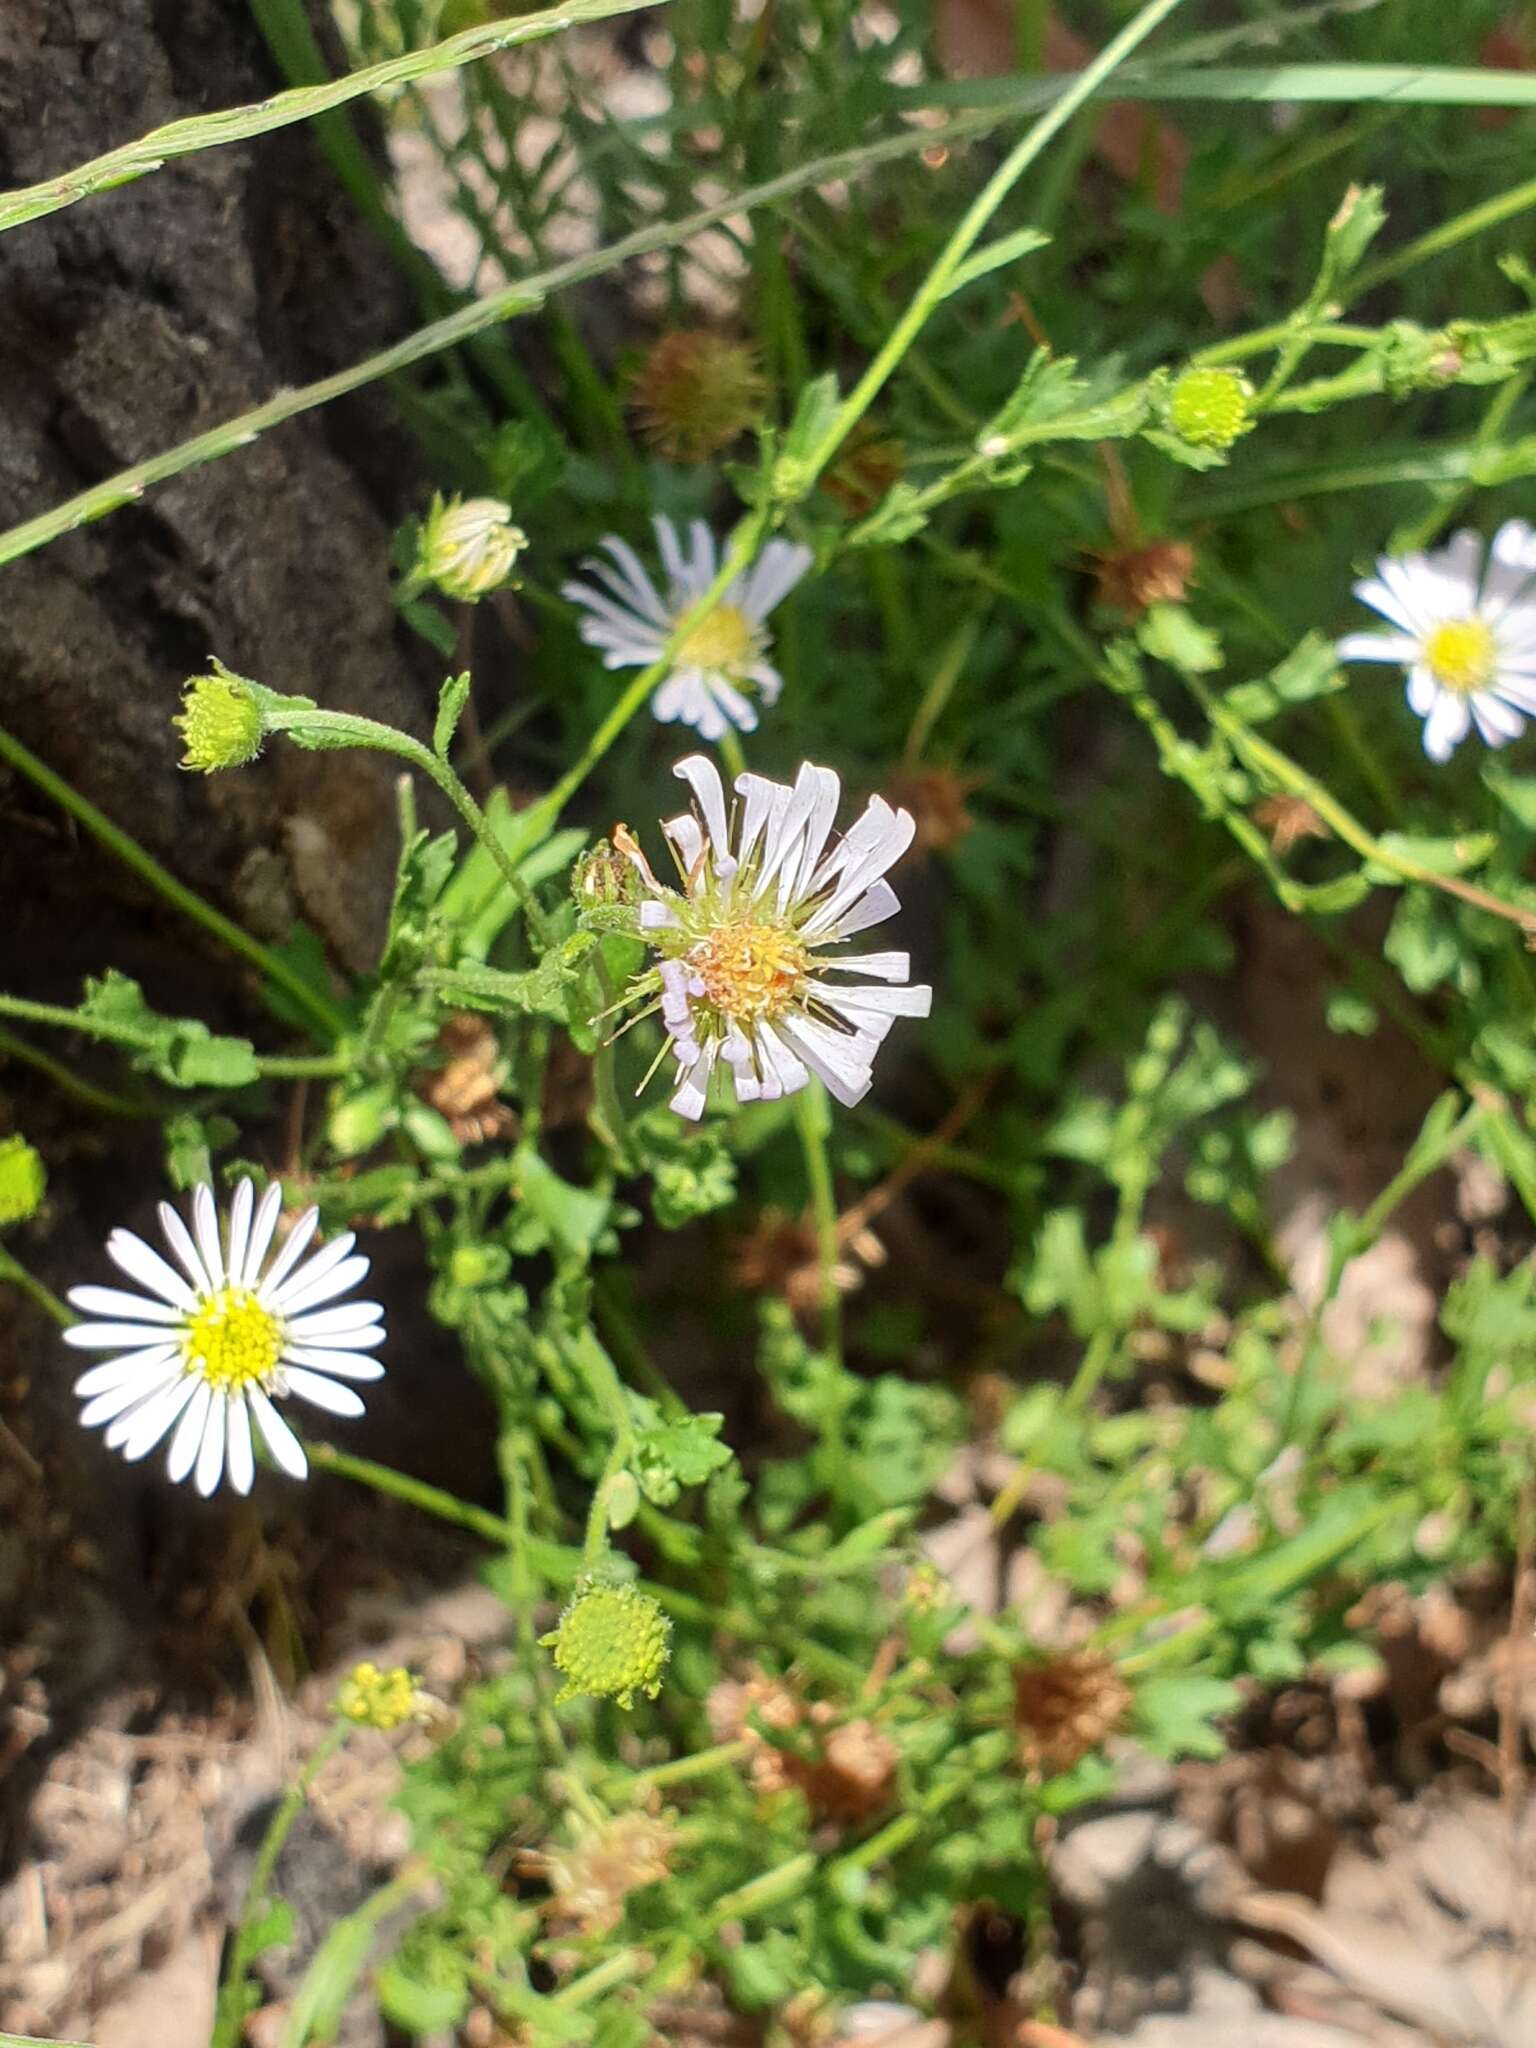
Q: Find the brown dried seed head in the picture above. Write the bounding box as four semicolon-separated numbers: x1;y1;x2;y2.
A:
540;1809;679;1936
1013;1651;1132;1775
1092;538;1197;620
884;765;978;857
629;330;767;462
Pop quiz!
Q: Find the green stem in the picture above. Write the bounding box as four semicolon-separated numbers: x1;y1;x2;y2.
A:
213;1722;348;2048
0;0;664;235
1195;690;1536;938
307;1441;519;1546
0;1024;146;1118
263;702;553;944
0;724;344;1042
795;0;1189;486
0;994;348;1079
795;1084;842;1361
0;1244;71;1327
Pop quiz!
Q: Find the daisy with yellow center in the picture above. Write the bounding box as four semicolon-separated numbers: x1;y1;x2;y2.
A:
562;516;812;743
617;756;932;1120
1337;521;1536;761
66;1180;384;1497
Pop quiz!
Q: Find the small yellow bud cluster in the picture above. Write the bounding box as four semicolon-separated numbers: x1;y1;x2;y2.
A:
541;1581;671;1709
0;1136;46;1226
336;1661;417;1730
1165;366;1254;451
176;664;265;774
419;494;527;602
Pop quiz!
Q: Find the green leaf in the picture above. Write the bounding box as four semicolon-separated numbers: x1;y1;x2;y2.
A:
432;671;472;759
631;1108;738;1227
940;225;1051;298
1365;831;1497;882
1133;1672;1241;1760
1313;181;1387;306
375;1961;468;2033
243;1895;297;1957
632;1408;735;1505
79;972;260;1090
1138;603;1223;676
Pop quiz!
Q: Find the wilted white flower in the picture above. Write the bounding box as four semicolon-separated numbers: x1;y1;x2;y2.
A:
563;516;812;741
615;755;931;1120
66;1181;384;1497
420;494;526;601
1337;521;1536;761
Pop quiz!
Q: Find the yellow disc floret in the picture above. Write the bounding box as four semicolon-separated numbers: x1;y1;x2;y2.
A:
541;1582;671;1709
181;1287;284;1391
337;1661;417;1730
1424;618;1497;694
690;921;809;1021
1167;366;1253;451
675;603;755;672
176;669;265;773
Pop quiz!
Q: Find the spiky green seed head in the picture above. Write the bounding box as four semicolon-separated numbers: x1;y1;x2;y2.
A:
1166;366;1253;450
541;1581;671;1709
420;494;527;601
176;664;265;773
337;1661;417;1730
0;1137;45;1226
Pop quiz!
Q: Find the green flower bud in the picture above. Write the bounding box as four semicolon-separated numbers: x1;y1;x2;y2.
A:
336;1661;417;1730
0;1136;45;1226
420;494;527;602
541;1580;671;1709
1166;366;1253;451
176;661;266;773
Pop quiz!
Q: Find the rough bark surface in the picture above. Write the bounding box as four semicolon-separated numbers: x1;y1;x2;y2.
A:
0;0;430;978
0;0;485;1875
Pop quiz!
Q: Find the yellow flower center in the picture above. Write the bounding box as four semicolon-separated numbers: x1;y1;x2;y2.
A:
181;1287;284;1390
675;603;754;671
1424;617;1497;693
690;921;809;1020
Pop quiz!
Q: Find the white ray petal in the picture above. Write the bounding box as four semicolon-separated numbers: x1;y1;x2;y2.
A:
225;1179;253;1290
226;1397;255;1496
1336;632;1418;665
155;1205;215;1296
107;1228;196;1309
281;1345;386;1381
268;1229;356;1310
192;1186;225;1289
167;1382;214;1483
283;1302;385;1340
243;1183;284;1287
68;1285;181;1325
80;1367;183;1429
249;1386;309;1479
117;1378;201;1463
258;1205;320;1299
194;1394;228;1496
673;755;732;860
66;1320;191;1352
73;1345;179;1397
282;1322;385;1353
1422;689;1470;762
273;1252;370;1317
282;1367;367;1419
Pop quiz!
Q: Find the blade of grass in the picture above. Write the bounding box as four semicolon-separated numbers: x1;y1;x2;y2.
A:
0;0;666;237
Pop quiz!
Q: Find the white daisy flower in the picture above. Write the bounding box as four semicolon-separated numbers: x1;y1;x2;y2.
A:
616;755;932;1120
1337;520;1536;761
65;1180;384;1498
562;516;813;742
